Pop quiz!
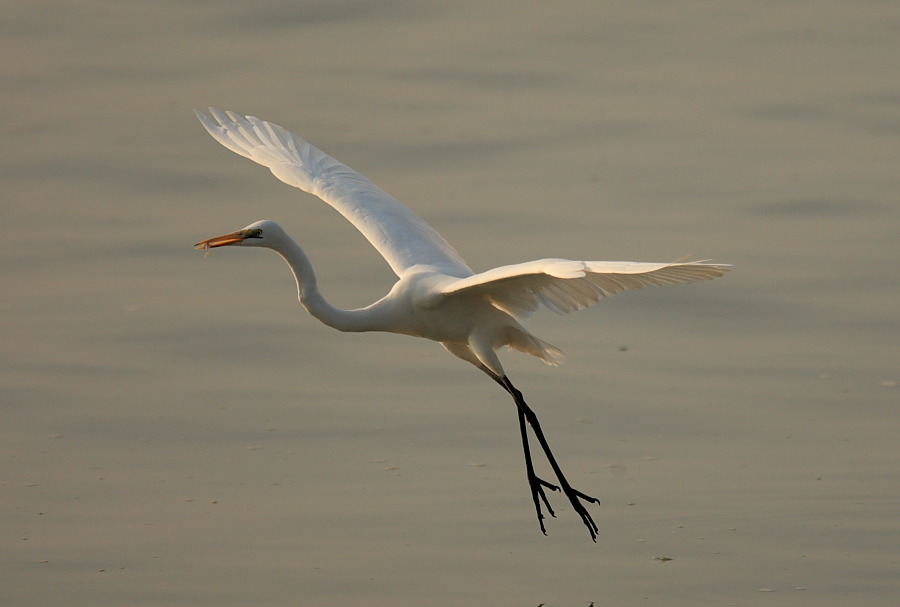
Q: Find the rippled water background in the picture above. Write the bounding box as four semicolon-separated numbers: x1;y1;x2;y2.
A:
2;2;898;605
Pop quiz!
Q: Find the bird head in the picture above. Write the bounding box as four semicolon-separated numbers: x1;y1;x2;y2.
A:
195;220;285;251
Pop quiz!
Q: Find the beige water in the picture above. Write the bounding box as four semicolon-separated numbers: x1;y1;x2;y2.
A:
2;1;898;605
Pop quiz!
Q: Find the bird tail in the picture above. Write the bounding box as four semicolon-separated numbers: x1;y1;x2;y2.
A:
508;329;565;366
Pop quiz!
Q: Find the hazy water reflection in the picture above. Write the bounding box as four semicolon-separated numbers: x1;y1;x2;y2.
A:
2;2;898;606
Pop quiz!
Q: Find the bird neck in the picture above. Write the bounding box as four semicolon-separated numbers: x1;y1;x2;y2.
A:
272;238;369;333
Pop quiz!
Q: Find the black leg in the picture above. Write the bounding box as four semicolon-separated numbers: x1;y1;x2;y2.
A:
491;374;600;541
516;400;559;534
480;367;558;533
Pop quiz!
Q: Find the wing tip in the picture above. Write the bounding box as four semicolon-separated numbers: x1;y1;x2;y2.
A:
195;107;228;135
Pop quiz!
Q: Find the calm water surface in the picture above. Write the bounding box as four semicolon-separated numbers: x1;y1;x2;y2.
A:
2;1;898;605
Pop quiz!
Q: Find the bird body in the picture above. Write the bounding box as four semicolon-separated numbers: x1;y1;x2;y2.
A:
195;109;730;540
213;219;562;373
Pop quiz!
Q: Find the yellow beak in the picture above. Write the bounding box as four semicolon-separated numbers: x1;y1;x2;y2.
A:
194;230;246;250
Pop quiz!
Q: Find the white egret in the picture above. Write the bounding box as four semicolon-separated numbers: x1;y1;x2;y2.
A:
194;109;730;541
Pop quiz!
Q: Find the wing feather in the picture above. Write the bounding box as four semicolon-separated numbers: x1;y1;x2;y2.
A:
196;109;471;277
441;259;730;318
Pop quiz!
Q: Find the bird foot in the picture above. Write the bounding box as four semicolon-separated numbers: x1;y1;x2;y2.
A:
528;473;600;541
527;474;559;534
563;484;600;542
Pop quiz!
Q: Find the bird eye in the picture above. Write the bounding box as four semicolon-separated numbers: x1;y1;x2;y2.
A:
253;229;263;237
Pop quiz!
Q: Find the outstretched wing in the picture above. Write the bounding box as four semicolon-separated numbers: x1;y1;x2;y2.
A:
441;259;730;318
196;108;472;277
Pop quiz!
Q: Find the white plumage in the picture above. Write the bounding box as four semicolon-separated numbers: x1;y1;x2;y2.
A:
195;109;730;540
196;108;470;275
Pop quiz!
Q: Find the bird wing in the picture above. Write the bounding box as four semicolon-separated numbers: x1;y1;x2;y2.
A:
440;259;730;318
196;108;472;277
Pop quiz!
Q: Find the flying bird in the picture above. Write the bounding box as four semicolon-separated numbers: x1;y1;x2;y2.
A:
194;109;729;541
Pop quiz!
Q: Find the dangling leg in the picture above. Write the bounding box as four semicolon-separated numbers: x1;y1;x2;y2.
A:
497;375;600;542
440;341;599;540
502;377;560;534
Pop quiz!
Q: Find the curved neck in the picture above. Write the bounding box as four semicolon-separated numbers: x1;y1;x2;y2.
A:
272;238;369;332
